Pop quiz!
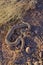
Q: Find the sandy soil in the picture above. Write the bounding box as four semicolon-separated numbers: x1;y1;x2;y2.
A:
0;0;43;65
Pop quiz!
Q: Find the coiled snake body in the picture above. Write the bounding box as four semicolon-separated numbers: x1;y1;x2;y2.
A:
5;22;30;51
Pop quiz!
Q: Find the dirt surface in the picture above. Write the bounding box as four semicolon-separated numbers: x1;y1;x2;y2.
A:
0;0;43;65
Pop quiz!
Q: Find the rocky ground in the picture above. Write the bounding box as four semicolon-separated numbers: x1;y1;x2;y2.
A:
0;0;43;65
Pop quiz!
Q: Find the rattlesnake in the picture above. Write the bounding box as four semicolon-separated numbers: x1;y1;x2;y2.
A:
5;22;30;51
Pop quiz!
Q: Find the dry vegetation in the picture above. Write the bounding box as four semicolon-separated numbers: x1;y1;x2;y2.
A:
0;0;37;25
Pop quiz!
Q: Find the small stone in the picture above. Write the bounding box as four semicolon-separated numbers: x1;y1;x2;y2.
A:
34;61;39;65
26;47;30;54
